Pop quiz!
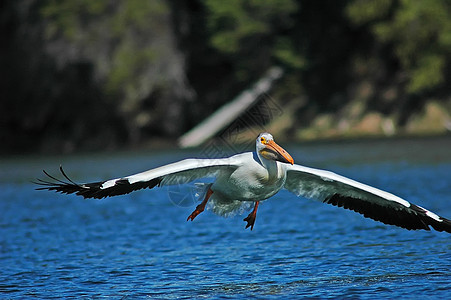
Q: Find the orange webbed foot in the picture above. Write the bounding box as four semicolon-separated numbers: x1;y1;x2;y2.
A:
243;201;259;230
187;204;204;221
243;213;256;230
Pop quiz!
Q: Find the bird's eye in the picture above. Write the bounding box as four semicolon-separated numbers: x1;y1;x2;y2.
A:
260;137;266;144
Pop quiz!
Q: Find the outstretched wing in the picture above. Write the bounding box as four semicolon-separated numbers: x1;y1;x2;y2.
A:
284;164;451;233
36;156;243;199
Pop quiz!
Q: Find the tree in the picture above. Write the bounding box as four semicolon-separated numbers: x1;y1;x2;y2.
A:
347;0;451;94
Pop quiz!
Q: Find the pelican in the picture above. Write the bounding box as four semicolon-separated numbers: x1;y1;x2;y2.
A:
36;133;451;233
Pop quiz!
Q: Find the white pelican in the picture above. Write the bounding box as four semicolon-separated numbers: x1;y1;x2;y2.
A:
36;133;451;233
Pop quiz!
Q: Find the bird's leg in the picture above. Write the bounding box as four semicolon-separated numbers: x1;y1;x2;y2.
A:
243;201;259;230
187;187;213;221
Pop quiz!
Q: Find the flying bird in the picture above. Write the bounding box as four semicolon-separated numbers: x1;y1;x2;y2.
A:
36;133;451;232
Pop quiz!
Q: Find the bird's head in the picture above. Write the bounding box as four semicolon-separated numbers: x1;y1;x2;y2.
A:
256;133;294;165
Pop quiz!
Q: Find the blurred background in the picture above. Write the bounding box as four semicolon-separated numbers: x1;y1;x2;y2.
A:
2;0;451;154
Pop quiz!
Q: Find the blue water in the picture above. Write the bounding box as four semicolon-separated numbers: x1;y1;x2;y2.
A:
1;138;450;299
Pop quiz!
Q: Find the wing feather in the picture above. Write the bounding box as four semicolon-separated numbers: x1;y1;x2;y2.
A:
284;164;451;233
36;156;243;199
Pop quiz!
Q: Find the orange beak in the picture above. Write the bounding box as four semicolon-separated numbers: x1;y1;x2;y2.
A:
260;140;294;165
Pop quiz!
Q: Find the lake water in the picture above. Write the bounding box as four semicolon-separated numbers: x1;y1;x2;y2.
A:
1;137;450;299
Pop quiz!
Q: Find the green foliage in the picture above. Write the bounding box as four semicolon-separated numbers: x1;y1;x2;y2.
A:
408;54;446;94
41;0;170;99
205;0;265;53
110;0;168;36
274;38;306;69
106;43;157;96
202;0;303;72
347;0;451;94
204;0;296;52
41;0;108;39
346;0;392;24
6;0;451;153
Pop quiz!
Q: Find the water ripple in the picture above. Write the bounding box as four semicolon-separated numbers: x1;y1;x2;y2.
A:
1;139;450;298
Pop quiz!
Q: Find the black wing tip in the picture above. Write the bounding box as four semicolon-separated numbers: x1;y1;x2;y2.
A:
324;194;451;234
425;215;451;234
34;166;102;199
35;166;164;199
410;204;451;234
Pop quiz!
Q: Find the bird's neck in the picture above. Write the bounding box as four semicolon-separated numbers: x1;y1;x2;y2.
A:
257;153;281;180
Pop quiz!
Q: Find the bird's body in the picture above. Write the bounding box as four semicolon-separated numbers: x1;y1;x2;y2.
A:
36;133;451;233
213;152;286;202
